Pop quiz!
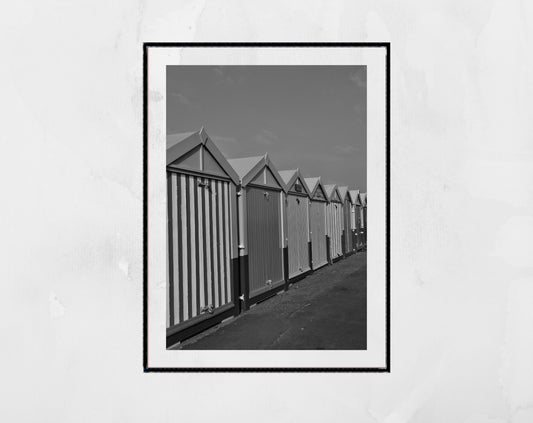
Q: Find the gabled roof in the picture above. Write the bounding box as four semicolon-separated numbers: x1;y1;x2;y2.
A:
227;154;288;192
303;177;320;193
324;184;342;202
278;169;311;196
348;189;361;205
304;177;328;201
278;169;296;185
337;186;349;202
360;192;367;207
227;156;264;180
166;128;240;185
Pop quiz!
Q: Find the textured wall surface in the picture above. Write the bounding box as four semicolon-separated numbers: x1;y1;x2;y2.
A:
1;0;533;421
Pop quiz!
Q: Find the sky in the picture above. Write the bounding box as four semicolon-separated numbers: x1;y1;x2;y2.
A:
167;66;366;191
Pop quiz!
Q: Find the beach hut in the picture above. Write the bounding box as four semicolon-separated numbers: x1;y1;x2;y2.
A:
348;189;362;251
166;128;240;347
360;192;367;248
338;186;355;256
324;184;344;262
304;177;329;270
279;169;312;283
228;154;288;310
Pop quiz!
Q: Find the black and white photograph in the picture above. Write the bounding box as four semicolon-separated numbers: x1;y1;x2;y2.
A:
145;44;389;370
165;65;368;350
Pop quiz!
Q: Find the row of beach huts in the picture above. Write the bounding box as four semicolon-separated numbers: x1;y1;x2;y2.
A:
166;128;367;347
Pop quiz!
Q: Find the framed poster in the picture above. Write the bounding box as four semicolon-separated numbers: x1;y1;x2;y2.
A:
144;43;390;371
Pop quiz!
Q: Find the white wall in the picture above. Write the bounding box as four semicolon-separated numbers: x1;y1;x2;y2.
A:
1;1;533;422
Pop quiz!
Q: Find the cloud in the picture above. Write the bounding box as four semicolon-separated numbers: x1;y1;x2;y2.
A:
253;129;278;146
349;71;366;88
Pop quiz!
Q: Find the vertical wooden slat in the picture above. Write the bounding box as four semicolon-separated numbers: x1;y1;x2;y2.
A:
297;197;302;272
206;183;213;309
212;182;219;308
225;182;231;302
217;181;222;306
287;196;298;278
217;180;225;306
171;174;180;323
294;195;300;276
220;182;225;305
339;205;342;254
175;174;183;323
334;204;341;257
221;181;228;304
181;174;189;321
312;201;317;266
167;173;173;327
338;203;341;254
265;190;269;285
198;181;205;310
167;200;170;327
331;203;334;256
322;202;326;263
296;197;301;271
327;203;334;256
315;201;318;260
189;176;197;318
297;197;301;271
349;201;353;251
202;183;208;307
267;190;273;284
335;204;340;256
295;196;300;273
331;203;337;257
332;203;334;256
350;203;355;251
327;203;331;258
338;205;342;255
259;189;262;289
302;197;310;271
335;204;338;256
318;202;323;264
326;203;329;258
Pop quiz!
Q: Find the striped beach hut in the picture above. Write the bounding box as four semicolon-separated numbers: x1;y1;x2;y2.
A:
324;184;344;262
360;192;367;248
228;154;288;310
279;169;312;283
338;186;355;256
166;128;240;347
304;177;329;270
348;189;362;251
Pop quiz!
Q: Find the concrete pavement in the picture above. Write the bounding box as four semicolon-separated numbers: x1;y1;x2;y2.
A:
174;252;367;350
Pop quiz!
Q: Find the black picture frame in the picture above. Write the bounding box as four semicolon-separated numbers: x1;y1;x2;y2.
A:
143;42;390;372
